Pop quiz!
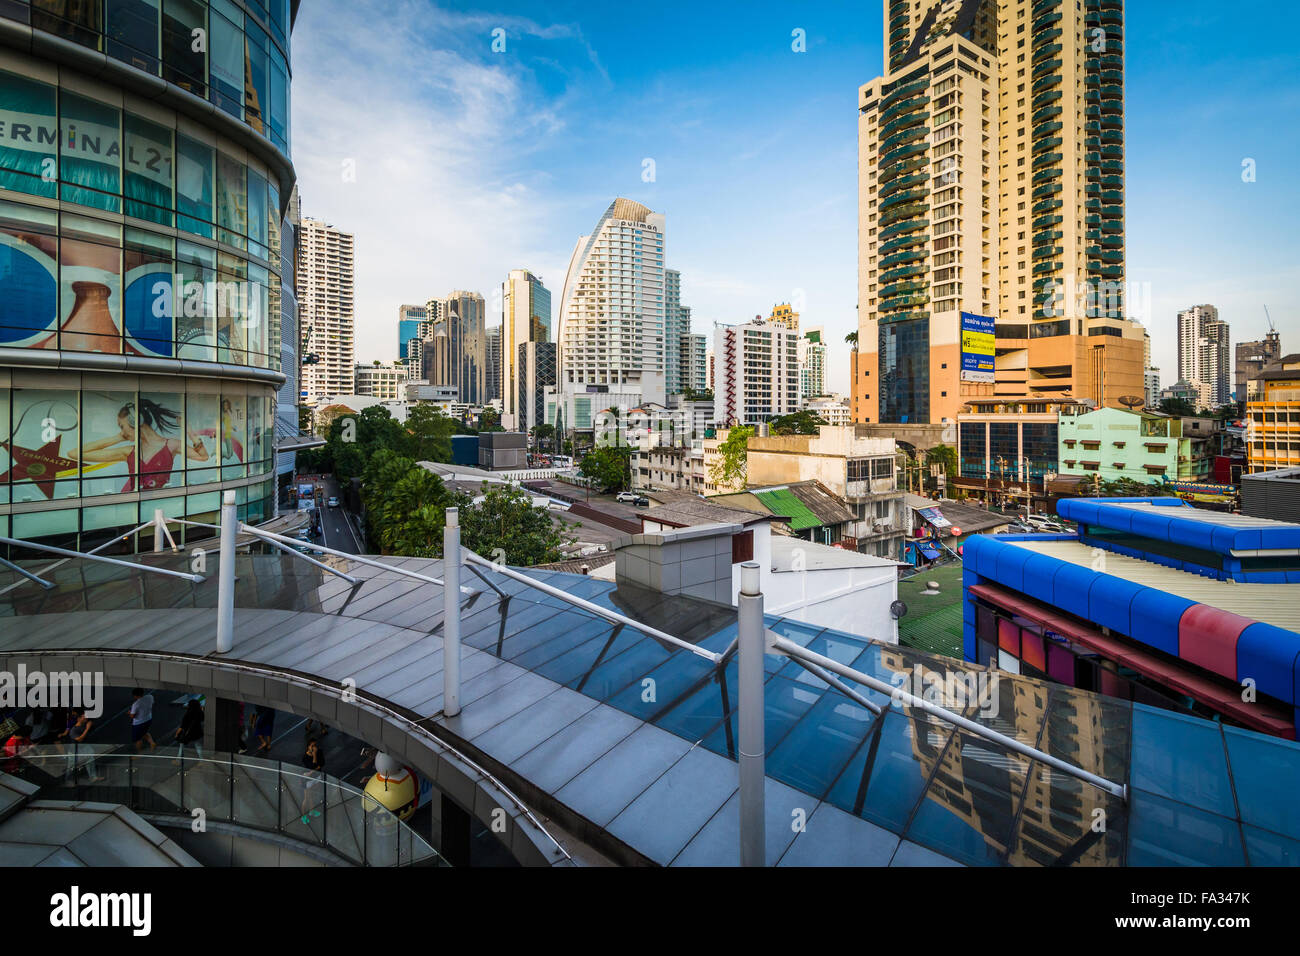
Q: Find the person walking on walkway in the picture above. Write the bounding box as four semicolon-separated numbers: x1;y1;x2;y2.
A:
173;699;205;761
250;705;275;753
57;708;102;781
299;737;325;824
129;688;156;752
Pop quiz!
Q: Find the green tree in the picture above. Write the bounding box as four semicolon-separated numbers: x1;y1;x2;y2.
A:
925;443;958;485
360;449;453;556
477;407;502;431
579;445;631;492
682;386;714;402
407;403;460;463
769;410;827;436
530;423;556;448
845;331;858;351
459;483;574;566
710;425;754;489
1158;396;1197;417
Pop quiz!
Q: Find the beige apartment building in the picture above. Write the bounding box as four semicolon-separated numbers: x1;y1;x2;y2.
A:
854;0;1141;429
298;217;356;402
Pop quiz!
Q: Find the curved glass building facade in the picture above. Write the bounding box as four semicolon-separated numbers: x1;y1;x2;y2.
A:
0;0;298;556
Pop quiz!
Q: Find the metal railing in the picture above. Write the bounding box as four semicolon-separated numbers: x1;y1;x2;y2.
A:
14;744;444;867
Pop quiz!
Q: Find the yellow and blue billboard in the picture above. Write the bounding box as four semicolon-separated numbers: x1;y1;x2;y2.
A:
960;312;995;383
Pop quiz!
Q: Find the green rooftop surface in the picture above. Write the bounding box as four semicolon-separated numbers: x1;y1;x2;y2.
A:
754;488;821;531
896;562;965;659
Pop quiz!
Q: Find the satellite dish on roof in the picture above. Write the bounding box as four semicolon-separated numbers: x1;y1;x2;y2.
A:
1119;395;1144;409
890;600;908;619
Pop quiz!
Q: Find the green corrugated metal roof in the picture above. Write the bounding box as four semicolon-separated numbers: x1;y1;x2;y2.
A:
896;563;965;659
754;488;821;531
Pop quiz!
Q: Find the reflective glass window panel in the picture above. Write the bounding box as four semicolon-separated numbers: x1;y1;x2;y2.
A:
122;112;173;225
175;134;213;237
903;727;1032;866
58;229;122;354
185;391;219;483
79;390;138;496
1127;788;1244;866
246;167;268;256
209;1;244;119
30;0;102;48
7;388;80;503
1222;725;1300;840
244;23;271;136
137;391;187;489
106;0;161;73
122;226;173;357
161;0;206;96
58;92;121;213
216;151;247;247
0;202;59;347
0;70;59;198
219;390;246;480
1130;705;1235;817
764;691;877;798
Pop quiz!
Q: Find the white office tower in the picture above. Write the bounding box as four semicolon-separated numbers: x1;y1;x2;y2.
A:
500;270;552;429
556;198;667;430
714;317;801;426
298;217;355;402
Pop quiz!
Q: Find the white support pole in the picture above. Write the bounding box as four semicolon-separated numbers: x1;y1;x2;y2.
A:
153;508;166;553
443;507;461;718
737;560;765;867
216;490;237;654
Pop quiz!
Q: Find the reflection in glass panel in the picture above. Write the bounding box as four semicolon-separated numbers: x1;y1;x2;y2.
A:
826;709;950;833
904;728;1033;866
31;0;102;49
58;92;121;213
1222;725;1300;841
6;388;80;503
209;5;245;119
244;23;270;135
161;0;206;95
1130;705;1234;817
0;70;59;199
1127;789;1245;866
1007;762;1126;866
765;692;877;798
106;0;160;73
217;252;248;363
78;390;137;496
176;134;214;237
246;167;268;255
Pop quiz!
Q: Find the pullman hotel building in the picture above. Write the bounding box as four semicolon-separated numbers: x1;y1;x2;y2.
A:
0;0;300;557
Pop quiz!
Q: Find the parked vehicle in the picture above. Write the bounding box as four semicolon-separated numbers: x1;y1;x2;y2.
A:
615;492;639;503
634;496;650;507
327;496;339;508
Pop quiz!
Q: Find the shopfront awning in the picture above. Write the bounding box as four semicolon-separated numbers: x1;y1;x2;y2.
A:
918;545;941;559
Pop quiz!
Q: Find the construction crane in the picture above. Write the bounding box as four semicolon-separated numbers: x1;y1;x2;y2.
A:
1264;305;1275;334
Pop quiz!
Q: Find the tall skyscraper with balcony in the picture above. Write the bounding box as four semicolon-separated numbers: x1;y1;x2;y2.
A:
769;303;800;332
1177;304;1230;409
1236;329;1281;409
0;0;299;554
664;268;684;395
854;0;1141;428
424;291;486;406
500;270;551;428
298;218;355;402
556;198;666;430
484;324;502;404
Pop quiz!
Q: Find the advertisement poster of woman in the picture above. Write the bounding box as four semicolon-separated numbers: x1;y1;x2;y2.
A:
221;396;245;465
73;394;210;493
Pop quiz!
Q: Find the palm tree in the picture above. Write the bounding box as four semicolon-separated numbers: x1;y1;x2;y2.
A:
845;331;858;352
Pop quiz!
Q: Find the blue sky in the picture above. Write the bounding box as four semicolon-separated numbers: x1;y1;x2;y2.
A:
293;0;1300;394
